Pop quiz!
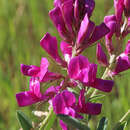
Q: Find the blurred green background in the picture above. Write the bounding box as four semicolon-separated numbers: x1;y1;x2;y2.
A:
0;0;130;129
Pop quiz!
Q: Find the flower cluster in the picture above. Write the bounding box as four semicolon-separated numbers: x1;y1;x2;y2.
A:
16;0;130;129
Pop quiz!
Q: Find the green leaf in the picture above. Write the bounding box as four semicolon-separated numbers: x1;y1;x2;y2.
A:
57;114;90;130
44;111;56;130
89;94;105;102
97;117;108;130
113;121;127;130
16;110;33;130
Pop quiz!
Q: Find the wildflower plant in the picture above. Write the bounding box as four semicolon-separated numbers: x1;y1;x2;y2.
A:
16;0;130;129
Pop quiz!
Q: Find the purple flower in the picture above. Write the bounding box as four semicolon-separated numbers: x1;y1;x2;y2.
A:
60;0;74;34
53;90;102;116
21;58;48;81
16;57;63;107
53;90;102;130
96;43;108;67
124;0;130;17
104;15;120;53
16;78;42;107
112;40;130;75
54;0;73;7
68;55;114;92
16;83;60;107
21;57;62;82
112;53;130;75
79;22;110;51
88;23;110;44
76;89;102;115
114;0;124;23
40;33;67;67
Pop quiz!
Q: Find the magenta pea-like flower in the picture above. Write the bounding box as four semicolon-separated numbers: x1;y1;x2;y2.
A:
69;55;114;92
76;16;110;51
16;83;60;107
50;0;110;53
52;90;102;130
112;40;130;75
15;1;120;129
104;15;120;53
16;58;63;107
40;33;67;67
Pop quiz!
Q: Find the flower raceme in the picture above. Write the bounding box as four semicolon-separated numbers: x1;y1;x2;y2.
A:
105;0;130;54
50;0;110;53
15;0;129;130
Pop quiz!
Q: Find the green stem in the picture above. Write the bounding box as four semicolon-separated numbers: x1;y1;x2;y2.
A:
119;109;130;122
39;107;53;130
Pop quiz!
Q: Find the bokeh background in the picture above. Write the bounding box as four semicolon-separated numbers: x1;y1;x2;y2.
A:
0;0;130;129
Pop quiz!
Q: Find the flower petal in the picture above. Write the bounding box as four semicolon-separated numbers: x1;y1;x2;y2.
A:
59;120;68;130
89;78;114;92
74;0;80;24
68;55;90;79
96;43;108;67
114;0;124;22
60;41;72;62
44;86;60;98
61;0;74;34
85;102;102;115
88;22;110;45
124;0;130;17
53;93;66;114
20;64;40;77
61;90;76;107
49;7;69;40
78;64;97;83
77;14;95;44
41;71;62;82
40;33;66;67
39;57;49;81
77;89;86;110
113;53;130;75
29;78;42;98
16;91;44;107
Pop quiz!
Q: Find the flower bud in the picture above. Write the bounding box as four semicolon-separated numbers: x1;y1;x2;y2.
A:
112;53;130;75
114;0;124;23
40;33;67;67
96;43;109;67
49;7;70;41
